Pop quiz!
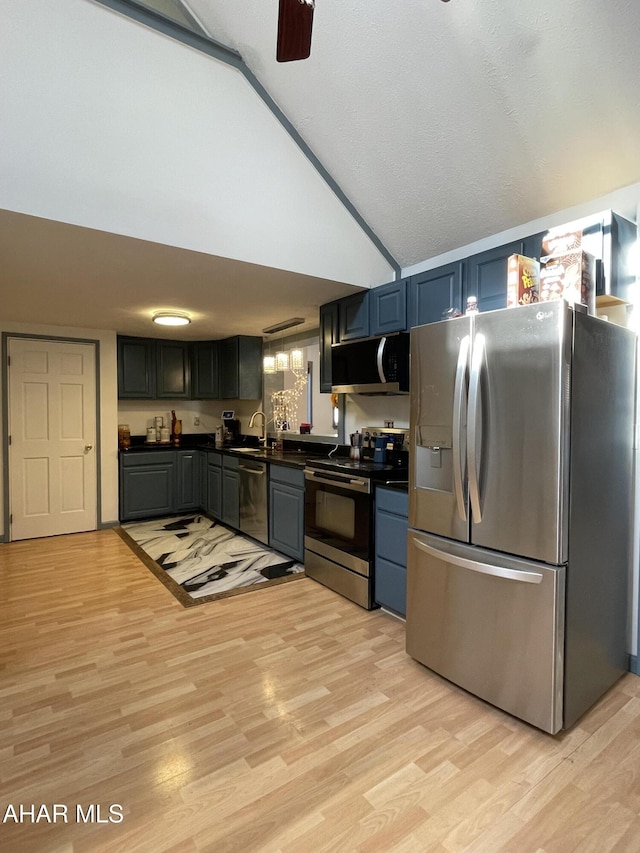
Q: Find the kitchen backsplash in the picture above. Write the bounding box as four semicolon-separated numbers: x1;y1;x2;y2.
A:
117;399;265;439
344;394;410;435
118;395;410;442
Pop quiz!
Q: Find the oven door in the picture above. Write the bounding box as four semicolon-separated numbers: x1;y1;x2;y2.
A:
304;468;371;575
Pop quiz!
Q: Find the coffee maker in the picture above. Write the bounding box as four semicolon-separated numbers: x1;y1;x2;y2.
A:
362;426;409;467
222;410;241;446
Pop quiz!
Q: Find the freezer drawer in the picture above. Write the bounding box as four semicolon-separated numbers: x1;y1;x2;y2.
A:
406;530;565;734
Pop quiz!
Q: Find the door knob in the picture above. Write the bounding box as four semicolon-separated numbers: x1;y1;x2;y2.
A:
85;444;93;452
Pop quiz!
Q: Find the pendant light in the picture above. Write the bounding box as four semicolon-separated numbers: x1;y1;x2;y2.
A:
290;346;304;370
275;350;290;371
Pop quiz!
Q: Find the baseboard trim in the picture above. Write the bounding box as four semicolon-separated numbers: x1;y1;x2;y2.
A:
99;520;120;530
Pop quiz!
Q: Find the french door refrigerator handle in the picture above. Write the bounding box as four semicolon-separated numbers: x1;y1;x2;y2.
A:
452;335;470;521
376;336;387;383
412;537;543;584
467;332;485;523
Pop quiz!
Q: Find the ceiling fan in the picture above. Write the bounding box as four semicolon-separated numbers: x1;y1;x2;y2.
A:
276;0;451;63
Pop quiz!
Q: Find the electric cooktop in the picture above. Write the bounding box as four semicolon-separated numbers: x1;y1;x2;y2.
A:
306;456;408;480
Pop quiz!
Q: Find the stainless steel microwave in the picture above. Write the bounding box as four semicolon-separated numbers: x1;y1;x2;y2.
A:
331;331;410;395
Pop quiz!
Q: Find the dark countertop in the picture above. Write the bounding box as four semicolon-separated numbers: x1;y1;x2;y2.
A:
119;440;327;470
376;480;409;492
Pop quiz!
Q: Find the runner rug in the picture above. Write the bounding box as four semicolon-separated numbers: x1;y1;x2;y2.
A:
115;514;305;607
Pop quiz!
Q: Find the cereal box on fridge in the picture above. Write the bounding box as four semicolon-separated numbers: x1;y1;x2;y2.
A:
507;254;540;307
539;250;595;314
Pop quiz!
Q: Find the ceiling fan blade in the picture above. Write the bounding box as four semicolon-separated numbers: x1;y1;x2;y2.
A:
277;0;314;62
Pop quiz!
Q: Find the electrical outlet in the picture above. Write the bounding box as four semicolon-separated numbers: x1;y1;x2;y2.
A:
194;416;200;426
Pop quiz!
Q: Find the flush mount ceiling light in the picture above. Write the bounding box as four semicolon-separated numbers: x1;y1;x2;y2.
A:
152;311;191;327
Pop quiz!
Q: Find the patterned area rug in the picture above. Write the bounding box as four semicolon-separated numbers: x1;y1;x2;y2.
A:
116;514;305;607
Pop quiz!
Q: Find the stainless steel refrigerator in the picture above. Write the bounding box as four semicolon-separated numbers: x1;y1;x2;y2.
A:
406;301;636;733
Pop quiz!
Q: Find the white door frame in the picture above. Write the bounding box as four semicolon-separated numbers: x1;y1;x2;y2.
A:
2;333;102;542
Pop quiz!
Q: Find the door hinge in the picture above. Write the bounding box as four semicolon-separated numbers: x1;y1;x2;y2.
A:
6;355;10;367
9;514;12;525
7;435;11;446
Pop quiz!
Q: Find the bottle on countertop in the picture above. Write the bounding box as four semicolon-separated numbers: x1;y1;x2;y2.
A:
465;295;479;315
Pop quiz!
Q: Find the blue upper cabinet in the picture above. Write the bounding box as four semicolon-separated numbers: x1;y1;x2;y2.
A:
191;340;220;400
156;340;191;399
523;231;544;262
465;240;525;313
370;278;409;335
319;301;339;393
339;291;370;340
117;336;156;399
409;262;464;327
219;336;262;400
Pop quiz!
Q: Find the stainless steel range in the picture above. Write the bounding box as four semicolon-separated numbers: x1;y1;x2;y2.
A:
304;428;408;609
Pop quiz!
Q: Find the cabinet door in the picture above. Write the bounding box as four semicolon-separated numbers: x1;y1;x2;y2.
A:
409;263;464;327
523;231;544;262
237;336;263;400
117;336;155;399
219;336;262;400
120;463;174;520
319;301;339;393
370;279;408;335
191;341;220;400
339;292;370;340
465;240;525;313
269;481;304;562
219;338;239;399
374;488;408;615
207;464;222;519
199;450;207;508
156;341;191;399
175;451;199;511
222;469;240;528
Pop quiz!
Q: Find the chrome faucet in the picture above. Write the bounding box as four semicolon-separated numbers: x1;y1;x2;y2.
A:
249;410;267;445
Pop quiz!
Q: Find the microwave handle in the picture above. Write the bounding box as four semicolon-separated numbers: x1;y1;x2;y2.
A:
376;336;387;383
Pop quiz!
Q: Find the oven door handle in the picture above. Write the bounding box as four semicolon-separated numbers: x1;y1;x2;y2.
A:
304;469;371;493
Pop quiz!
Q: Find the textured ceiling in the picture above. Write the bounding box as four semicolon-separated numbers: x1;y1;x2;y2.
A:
185;0;640;267
4;0;640;341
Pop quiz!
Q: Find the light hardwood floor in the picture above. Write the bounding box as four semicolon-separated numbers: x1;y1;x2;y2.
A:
2;529;640;852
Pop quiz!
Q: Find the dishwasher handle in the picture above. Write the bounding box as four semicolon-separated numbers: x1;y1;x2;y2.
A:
238;463;266;474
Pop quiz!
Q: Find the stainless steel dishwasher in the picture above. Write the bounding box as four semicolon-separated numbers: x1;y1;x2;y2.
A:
238;458;268;544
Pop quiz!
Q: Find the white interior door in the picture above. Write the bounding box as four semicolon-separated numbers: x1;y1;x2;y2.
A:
8;338;97;540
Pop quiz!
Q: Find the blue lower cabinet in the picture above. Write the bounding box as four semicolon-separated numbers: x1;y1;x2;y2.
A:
119;452;175;520
374;486;409;616
269;464;304;562
175;450;199;511
207;452;222;519
222;456;240;529
199;450;207;508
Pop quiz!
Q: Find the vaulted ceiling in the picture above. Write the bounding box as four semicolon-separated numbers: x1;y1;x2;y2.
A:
3;0;640;340
185;0;640;266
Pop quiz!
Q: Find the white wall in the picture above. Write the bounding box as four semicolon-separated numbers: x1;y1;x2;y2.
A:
117;398;264;441
2;0;394;288
0;323;119;535
344;396;410;437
